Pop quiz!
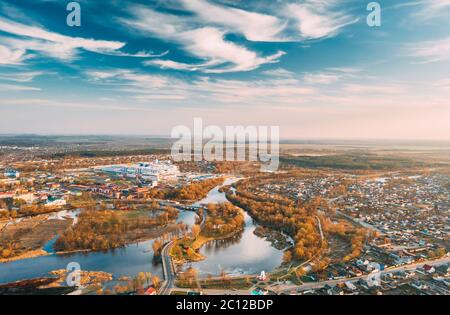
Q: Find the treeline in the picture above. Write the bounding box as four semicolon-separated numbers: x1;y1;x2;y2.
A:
9;204;61;218
0;240;21;259
54;209;178;252
320;217;368;262
146;177;224;202
202;203;245;238
280;154;426;170
225;187;327;261
225;180;367;266
51;148;170;159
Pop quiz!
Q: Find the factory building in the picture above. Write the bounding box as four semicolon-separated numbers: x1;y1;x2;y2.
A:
97;160;180;182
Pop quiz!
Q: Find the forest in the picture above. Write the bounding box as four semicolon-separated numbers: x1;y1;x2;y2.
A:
202;203;245;238
224;178;367;269
280;154;427;170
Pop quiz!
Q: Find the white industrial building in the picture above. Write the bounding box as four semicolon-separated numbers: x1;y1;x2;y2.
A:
97;160;180;182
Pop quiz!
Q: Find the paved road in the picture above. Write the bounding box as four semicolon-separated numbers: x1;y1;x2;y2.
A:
271;256;450;294
159;241;175;295
158;204;208;295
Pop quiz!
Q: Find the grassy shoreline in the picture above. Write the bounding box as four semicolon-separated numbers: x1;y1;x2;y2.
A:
0;224;179;264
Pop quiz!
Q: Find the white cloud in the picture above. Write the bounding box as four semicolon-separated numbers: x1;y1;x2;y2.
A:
285;1;358;40
409;36;450;63
433;78;450;91
0;17;164;63
133;94;187;101
192;77;316;104
121;6;285;73
416;0;450;19
87;69;170;89
0;44;26;65
0;17;125;61
262;68;295;78
303;72;342;85
343;83;407;94
0;98;150;111
144;59;218;71
118;1;359;73
178;27;285;73
0;71;44;82
179;0;287;42
86;68;316;106
0;83;41;91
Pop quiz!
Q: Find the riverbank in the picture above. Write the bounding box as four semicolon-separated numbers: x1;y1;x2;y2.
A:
0;269;114;294
0;249;49;263
173;177;285;277
0;220;183;264
0;277;74;295
0;212;74;262
253;226;293;250
171;228;244;266
171;204;245;265
192;228;244;253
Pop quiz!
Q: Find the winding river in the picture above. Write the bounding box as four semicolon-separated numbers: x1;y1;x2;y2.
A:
0;177;284;285
189;177;284;276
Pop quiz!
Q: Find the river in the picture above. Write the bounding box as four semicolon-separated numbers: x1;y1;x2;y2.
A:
0;210;197;286
188;177;284;276
0;177;284;285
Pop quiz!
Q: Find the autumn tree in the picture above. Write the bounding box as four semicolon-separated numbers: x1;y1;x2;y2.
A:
191;224;201;239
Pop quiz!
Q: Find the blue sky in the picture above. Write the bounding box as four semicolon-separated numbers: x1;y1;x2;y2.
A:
0;0;449;139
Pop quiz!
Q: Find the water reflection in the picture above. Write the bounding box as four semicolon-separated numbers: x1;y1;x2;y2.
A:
0;210;194;285
185;178;284;276
0;177;284;284
0;239;163;285
202;231;244;254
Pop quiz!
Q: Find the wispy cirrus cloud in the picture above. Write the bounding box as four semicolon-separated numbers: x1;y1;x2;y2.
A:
0;44;26;65
432;78;450;91
416;0;450;19
178;0;287;42
262;68;295;78
87;69;171;89
119;0;357;73
0;16;165;64
86;67;317;106
0;83;41;91
303;72;342;85
0;71;44;82
120;6;285;73
0;17;123;61
86;67;418;110
343;83;408;94
0;98;151;111
179;0;356;41
285;0;358;40
408;36;450;63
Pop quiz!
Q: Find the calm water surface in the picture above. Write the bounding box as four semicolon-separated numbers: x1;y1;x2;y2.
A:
0;178;283;283
188;177;284;276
